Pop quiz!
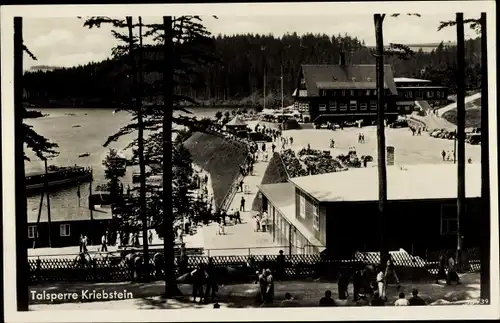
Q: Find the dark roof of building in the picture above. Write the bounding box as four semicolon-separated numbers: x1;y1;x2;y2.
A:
301;64;398;96
27;206;113;223
225;116;247;127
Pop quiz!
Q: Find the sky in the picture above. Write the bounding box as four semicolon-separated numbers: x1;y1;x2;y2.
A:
22;13;481;70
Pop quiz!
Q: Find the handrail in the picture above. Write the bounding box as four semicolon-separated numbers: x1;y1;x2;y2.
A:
277;152;292;180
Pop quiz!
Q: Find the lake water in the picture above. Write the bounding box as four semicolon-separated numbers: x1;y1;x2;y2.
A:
24;106;240;225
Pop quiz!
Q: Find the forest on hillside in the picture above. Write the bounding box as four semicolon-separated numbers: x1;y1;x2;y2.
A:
23;33;482;108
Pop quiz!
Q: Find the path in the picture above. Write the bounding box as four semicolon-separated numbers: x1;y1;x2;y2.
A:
200;142;283;256
29;272;480;309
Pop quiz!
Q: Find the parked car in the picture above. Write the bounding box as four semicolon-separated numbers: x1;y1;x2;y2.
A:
389;120;408;128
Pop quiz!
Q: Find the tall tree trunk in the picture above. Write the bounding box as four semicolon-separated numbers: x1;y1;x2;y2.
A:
137;17;150;281
126;16;149;280
14;16;29;311
479;12;489;300
162;15;182;297
374;14;389;267
455;13;466;270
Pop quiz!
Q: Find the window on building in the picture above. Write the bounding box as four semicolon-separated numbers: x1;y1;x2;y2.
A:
366;90;371;96
299;195;306;218
28;226;37;239
350;90;355;96
360;103;368;110
436;91;441;98
320;90;325;96
331;90;336;96
350;100;357;110
427;91;434;98
370;101;377;110
373;90;377;95
319;104;327;111
440;204;458;235
341;90;346;96
339;103;347;111
60;224;71;237
313;205;319;231
296;238;302;254
329;101;337;111
405;91;412;99
300;78;306;85
384;103;388;110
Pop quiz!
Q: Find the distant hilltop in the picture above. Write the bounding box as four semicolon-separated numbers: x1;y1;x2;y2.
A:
28;65;61;72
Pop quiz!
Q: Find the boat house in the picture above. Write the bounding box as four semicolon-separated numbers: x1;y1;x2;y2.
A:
257;163;481;258
28;196;113;249
292;53;399;126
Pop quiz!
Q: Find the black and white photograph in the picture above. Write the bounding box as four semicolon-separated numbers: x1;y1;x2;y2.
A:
1;1;498;321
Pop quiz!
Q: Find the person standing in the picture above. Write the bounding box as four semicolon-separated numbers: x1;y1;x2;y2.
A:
289;136;294;145
337;268;349;300
204;257;218;303
384;257;401;294
100;233;108;252
148;230;153;245
376;267;386;301
258;269;267;304
441;149;446;161
446;252;461;285
239;180;244;193
191;264;207;303
271;143;276;153
240;196;246;212
254;215;261;232
276;250;286;281
79;234;85;253
264;269;275;305
82;234;89;253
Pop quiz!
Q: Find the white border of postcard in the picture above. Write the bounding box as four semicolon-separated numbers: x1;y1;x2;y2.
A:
2;1;499;321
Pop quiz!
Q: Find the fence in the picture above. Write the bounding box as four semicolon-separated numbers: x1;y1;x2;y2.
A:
28;247;481;284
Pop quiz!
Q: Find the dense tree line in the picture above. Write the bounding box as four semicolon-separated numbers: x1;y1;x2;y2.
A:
23;33;481;108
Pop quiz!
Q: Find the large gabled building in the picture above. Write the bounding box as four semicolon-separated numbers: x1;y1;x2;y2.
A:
257;163;481;258
292;53;399;125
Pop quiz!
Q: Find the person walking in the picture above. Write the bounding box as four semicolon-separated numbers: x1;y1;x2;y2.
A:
240;196;246;212
82;234;89;253
234;209;242;224
441;149;446;161
384;257;401;295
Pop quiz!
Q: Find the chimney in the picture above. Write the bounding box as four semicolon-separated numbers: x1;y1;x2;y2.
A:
387;146;395;166
339;52;346;66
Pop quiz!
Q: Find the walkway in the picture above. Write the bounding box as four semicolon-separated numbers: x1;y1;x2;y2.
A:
200;142;284;256
29;272;480;309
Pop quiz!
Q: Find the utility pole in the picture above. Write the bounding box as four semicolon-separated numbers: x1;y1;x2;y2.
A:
455;13;466;266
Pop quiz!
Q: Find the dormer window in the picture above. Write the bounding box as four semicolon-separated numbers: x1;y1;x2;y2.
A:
367;77;372;82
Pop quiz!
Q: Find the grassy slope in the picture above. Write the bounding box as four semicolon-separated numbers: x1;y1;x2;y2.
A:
442;108;482;128
251;152;289;212
183;132;248;209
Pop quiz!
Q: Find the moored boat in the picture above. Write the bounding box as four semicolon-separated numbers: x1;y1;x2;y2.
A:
26;165;92;193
